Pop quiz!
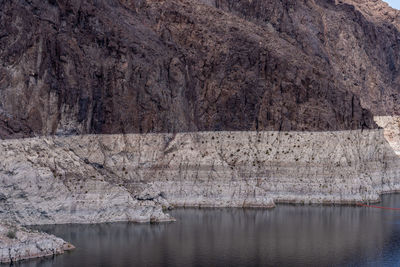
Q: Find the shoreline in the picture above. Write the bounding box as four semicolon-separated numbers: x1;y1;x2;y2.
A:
4;191;400;264
0;127;399;263
0;224;74;264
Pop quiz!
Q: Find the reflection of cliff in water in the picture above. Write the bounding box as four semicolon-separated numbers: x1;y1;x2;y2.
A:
27;194;400;267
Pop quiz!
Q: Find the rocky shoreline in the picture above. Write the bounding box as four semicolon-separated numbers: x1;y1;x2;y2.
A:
0;128;399;262
0;223;74;264
1;129;399;219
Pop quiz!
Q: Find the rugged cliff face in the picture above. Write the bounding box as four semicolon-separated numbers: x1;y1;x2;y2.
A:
1;0;400;262
208;0;400;116
5;0;399;138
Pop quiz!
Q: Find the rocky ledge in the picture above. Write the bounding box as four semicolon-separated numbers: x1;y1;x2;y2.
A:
0;223;74;264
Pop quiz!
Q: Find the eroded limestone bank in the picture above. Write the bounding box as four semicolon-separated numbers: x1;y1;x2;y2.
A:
0;129;399;226
0;223;74;263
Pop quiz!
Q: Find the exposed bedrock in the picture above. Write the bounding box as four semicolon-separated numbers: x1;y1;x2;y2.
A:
375;116;400;155
0;156;173;226
0;129;399;225
0;0;383;139
0;223;74;263
204;0;400;117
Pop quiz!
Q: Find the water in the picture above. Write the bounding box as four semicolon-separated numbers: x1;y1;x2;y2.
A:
7;194;400;267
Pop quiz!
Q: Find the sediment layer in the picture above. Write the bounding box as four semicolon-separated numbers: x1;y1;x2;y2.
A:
0;223;74;263
0;129;399;226
0;144;173;226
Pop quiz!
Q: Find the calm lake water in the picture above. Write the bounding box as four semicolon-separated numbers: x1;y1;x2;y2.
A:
6;194;400;267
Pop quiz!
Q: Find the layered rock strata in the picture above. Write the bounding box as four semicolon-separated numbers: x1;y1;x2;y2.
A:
0;139;173;226
1;129;399;227
0;223;74;263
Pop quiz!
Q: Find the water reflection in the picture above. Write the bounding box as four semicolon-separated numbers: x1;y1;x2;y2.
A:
6;194;400;267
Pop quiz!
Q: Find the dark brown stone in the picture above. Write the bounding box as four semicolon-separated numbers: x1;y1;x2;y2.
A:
2;0;398;138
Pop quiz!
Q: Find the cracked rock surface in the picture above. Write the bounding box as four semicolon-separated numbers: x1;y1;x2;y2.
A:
0;136;174;225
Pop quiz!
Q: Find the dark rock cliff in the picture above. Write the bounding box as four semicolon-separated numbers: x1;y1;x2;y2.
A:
1;0;398;138
210;0;400;116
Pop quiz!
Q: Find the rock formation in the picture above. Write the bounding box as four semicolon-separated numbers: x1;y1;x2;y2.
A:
207;0;400;117
1;129;399;225
0;135;173;225
0;223;74;263
2;0;391;138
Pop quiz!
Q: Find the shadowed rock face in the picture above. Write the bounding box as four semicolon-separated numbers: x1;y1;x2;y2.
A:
2;0;393;139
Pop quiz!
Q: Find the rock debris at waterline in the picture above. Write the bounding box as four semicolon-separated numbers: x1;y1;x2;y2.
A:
0;223;74;263
0;129;399;226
